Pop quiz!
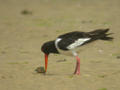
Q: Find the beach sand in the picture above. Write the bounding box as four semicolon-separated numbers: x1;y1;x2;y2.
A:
0;0;120;90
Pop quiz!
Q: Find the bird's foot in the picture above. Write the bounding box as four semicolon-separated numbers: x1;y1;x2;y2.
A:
74;71;80;75
74;56;80;75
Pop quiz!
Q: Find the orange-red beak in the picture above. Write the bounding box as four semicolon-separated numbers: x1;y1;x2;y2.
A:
45;54;48;72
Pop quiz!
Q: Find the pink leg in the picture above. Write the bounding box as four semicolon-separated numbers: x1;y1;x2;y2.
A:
74;56;80;75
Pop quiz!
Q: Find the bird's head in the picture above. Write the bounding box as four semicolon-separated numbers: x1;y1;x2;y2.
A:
41;40;59;73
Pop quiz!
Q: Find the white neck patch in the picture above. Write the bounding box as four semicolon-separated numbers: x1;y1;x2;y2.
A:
55;38;62;48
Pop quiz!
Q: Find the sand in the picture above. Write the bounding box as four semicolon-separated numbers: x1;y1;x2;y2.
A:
0;0;120;90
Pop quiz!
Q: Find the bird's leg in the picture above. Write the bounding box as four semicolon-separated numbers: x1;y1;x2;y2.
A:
74;56;80;75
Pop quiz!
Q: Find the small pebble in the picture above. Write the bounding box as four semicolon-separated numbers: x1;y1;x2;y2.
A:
1;76;6;79
116;56;120;59
21;10;32;15
57;59;66;62
35;66;45;73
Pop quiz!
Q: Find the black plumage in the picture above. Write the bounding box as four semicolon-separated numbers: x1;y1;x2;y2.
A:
41;28;113;54
41;41;59;55
41;28;113;75
57;28;113;50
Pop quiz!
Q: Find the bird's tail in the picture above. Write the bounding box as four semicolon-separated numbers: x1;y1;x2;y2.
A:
89;28;114;41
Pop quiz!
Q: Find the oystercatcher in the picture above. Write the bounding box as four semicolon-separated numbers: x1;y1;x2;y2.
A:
41;28;113;75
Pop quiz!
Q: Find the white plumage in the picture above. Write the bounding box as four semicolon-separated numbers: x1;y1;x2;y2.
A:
55;38;62;48
54;38;91;56
67;38;91;49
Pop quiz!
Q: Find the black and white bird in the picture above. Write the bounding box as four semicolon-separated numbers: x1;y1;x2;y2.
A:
41;28;113;75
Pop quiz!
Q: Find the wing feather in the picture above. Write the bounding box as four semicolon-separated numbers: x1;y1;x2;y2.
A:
67;38;91;49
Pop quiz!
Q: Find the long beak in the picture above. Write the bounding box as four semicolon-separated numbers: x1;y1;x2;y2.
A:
45;54;48;72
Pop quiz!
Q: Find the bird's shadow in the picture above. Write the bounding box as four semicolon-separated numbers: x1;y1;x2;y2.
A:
37;73;75;78
56;59;67;62
34;68;74;77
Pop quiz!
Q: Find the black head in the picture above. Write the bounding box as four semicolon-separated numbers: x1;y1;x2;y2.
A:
41;40;59;55
41;40;59;73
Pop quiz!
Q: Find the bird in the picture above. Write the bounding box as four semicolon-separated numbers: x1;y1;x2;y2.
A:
41;28;113;75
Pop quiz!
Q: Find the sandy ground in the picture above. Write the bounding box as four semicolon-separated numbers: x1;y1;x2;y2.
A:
0;0;120;90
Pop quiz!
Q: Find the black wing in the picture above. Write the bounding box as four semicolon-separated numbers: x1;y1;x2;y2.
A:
57;31;91;50
56;29;113;50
